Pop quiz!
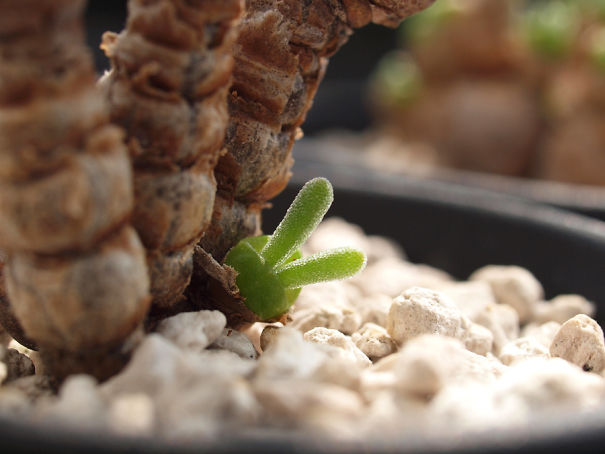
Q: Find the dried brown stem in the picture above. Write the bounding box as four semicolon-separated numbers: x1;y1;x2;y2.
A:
199;0;435;262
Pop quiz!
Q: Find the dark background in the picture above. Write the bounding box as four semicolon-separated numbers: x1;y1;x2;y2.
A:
84;0;402;134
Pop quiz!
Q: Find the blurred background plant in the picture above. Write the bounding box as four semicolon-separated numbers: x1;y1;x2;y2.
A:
86;0;605;187
366;0;605;185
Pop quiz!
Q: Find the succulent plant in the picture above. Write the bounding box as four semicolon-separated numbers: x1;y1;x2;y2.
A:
224;178;366;321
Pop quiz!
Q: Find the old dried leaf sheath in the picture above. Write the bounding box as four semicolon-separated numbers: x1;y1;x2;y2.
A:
101;0;245;310
199;0;436;262
0;0;150;381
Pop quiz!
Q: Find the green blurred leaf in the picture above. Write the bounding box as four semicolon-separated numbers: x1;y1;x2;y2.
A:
522;1;579;60
370;51;423;108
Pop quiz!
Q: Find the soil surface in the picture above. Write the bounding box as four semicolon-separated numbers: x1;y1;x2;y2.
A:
0;217;603;442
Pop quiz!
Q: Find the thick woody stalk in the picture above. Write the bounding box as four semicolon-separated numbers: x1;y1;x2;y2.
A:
101;0;245;311
199;0;436;262
189;0;434;328
0;0;150;381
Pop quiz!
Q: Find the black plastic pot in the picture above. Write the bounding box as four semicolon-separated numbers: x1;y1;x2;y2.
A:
2;167;605;453
294;137;605;222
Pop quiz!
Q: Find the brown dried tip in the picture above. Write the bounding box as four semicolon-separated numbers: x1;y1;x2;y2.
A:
187;246;258;330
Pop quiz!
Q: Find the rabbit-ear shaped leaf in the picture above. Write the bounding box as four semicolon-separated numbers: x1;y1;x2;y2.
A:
261;177;333;268
276;247;367;289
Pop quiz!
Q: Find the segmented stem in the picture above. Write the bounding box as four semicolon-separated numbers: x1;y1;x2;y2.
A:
0;0;150;381
101;0;244;309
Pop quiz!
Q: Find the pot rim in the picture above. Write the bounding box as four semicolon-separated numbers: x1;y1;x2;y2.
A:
293;137;605;220
3;170;605;453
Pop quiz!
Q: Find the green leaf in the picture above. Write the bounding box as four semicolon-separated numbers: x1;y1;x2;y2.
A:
224;235;302;320
223;178;366;322
276;247;367;289
261;178;333;268
224;240;288;320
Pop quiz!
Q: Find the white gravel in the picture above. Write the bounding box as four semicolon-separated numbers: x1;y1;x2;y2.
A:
0;217;603;442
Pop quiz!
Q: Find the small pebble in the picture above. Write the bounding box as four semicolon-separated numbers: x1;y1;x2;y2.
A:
2;348;35;383
304;327;371;368
210;328;258;360
352;323;397;360
353;258;451;298
534;294;596;325
259;325;281;352
387;335;504;397
433;281;496;320
256;328;332;381
470;265;543;323
550;314;605;373
39;375;105;429
499;337;550;366
462;322;493;356
292;304;361;335
520;321;561;348
473;303;519;354
108;393;155;436
386;287;464;345
356;293;392;327
156;311;226;352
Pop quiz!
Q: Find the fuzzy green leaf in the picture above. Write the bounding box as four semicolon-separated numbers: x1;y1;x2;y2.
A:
276;247;367;289
224;235;302;320
261;177;333;268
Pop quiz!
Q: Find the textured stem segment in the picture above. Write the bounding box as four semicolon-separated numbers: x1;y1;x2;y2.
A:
261;177;333;268
101;0;244;309
0;0;150;381
277;248;366;289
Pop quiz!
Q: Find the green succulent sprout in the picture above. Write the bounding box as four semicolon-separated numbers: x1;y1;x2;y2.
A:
224;178;367;321
522;1;579;60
